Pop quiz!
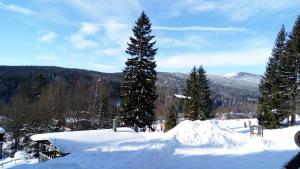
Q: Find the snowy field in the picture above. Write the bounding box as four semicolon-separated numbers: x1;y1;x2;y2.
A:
8;119;300;169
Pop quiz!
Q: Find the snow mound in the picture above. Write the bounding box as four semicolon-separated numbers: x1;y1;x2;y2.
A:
167;120;266;150
14;151;29;159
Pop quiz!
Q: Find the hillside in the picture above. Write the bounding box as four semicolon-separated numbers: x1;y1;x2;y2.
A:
0;66;261;114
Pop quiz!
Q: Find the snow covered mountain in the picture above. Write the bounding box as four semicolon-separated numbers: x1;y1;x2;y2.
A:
222;72;261;85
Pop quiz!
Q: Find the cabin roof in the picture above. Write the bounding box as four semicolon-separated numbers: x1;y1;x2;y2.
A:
31;128;143;153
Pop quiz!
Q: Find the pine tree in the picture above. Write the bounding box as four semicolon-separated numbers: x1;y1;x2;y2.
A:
120;12;157;131
184;66;212;120
164;104;177;132
258;26;287;128
284;15;300;125
197;65;212;120
184;66;199;120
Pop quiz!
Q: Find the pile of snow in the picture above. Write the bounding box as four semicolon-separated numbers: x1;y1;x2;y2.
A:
167;120;263;150
31;128;143;153
14;151;29;160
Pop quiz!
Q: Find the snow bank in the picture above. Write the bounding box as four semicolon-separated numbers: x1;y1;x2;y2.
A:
166;119;266;152
14;151;29;159
31;128;144;153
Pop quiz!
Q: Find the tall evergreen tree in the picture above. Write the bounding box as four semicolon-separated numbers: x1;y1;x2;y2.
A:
184;66;199;120
184;66;212;120
197;65;212;120
120;12;157;130
258;26;287;128
285;15;300;125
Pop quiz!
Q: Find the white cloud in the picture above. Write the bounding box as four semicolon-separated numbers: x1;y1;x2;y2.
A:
95;47;123;57
70;34;98;50
154;26;247;32
170;0;300;21
69;22;102;50
0;1;34;15
38;31;57;43
35;53;59;61
79;23;100;35
157;48;271;69
65;0;141;21
64;0;141;49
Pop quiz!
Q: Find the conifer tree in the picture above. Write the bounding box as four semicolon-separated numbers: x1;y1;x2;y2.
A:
284;16;300;125
120;12;157;131
184;66;212;120
258;26;287;128
197;65;212;120
184;66;199;120
164;104;177;132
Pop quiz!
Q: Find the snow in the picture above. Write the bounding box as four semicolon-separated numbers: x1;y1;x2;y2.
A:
0;127;5;134
14;151;29;159
174;94;190;99
11;119;300;169
223;72;238;77
30;128;143;153
0;156;37;169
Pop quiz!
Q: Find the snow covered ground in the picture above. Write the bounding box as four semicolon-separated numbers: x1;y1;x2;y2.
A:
9;119;300;169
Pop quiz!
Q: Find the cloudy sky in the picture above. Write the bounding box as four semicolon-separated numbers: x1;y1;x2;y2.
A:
0;0;299;74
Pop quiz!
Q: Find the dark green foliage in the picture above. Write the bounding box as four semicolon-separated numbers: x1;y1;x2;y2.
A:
120;12;158;130
258;26;286;128
285;16;300;125
197;66;212;119
277;16;300;126
185;66;212;120
184;66;198;120
164;104;177;132
258;18;300;128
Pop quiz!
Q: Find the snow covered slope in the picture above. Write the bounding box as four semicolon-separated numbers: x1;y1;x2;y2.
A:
223;72;261;85
12;119;300;169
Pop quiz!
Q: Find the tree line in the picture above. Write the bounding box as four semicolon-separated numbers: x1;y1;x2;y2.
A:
0;73;118;151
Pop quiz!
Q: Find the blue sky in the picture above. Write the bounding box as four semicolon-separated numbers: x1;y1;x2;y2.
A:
0;0;299;75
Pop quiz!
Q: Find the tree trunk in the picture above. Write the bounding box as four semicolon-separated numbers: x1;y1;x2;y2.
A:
291;114;296;126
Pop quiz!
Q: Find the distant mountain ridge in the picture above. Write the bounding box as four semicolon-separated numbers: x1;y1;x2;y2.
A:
222;72;261;84
0;66;260;113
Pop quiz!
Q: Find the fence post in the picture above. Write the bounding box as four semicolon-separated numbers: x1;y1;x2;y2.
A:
113;119;117;132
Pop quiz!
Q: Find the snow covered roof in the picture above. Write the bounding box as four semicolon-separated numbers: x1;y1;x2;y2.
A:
31;128;143;153
0;127;5;134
